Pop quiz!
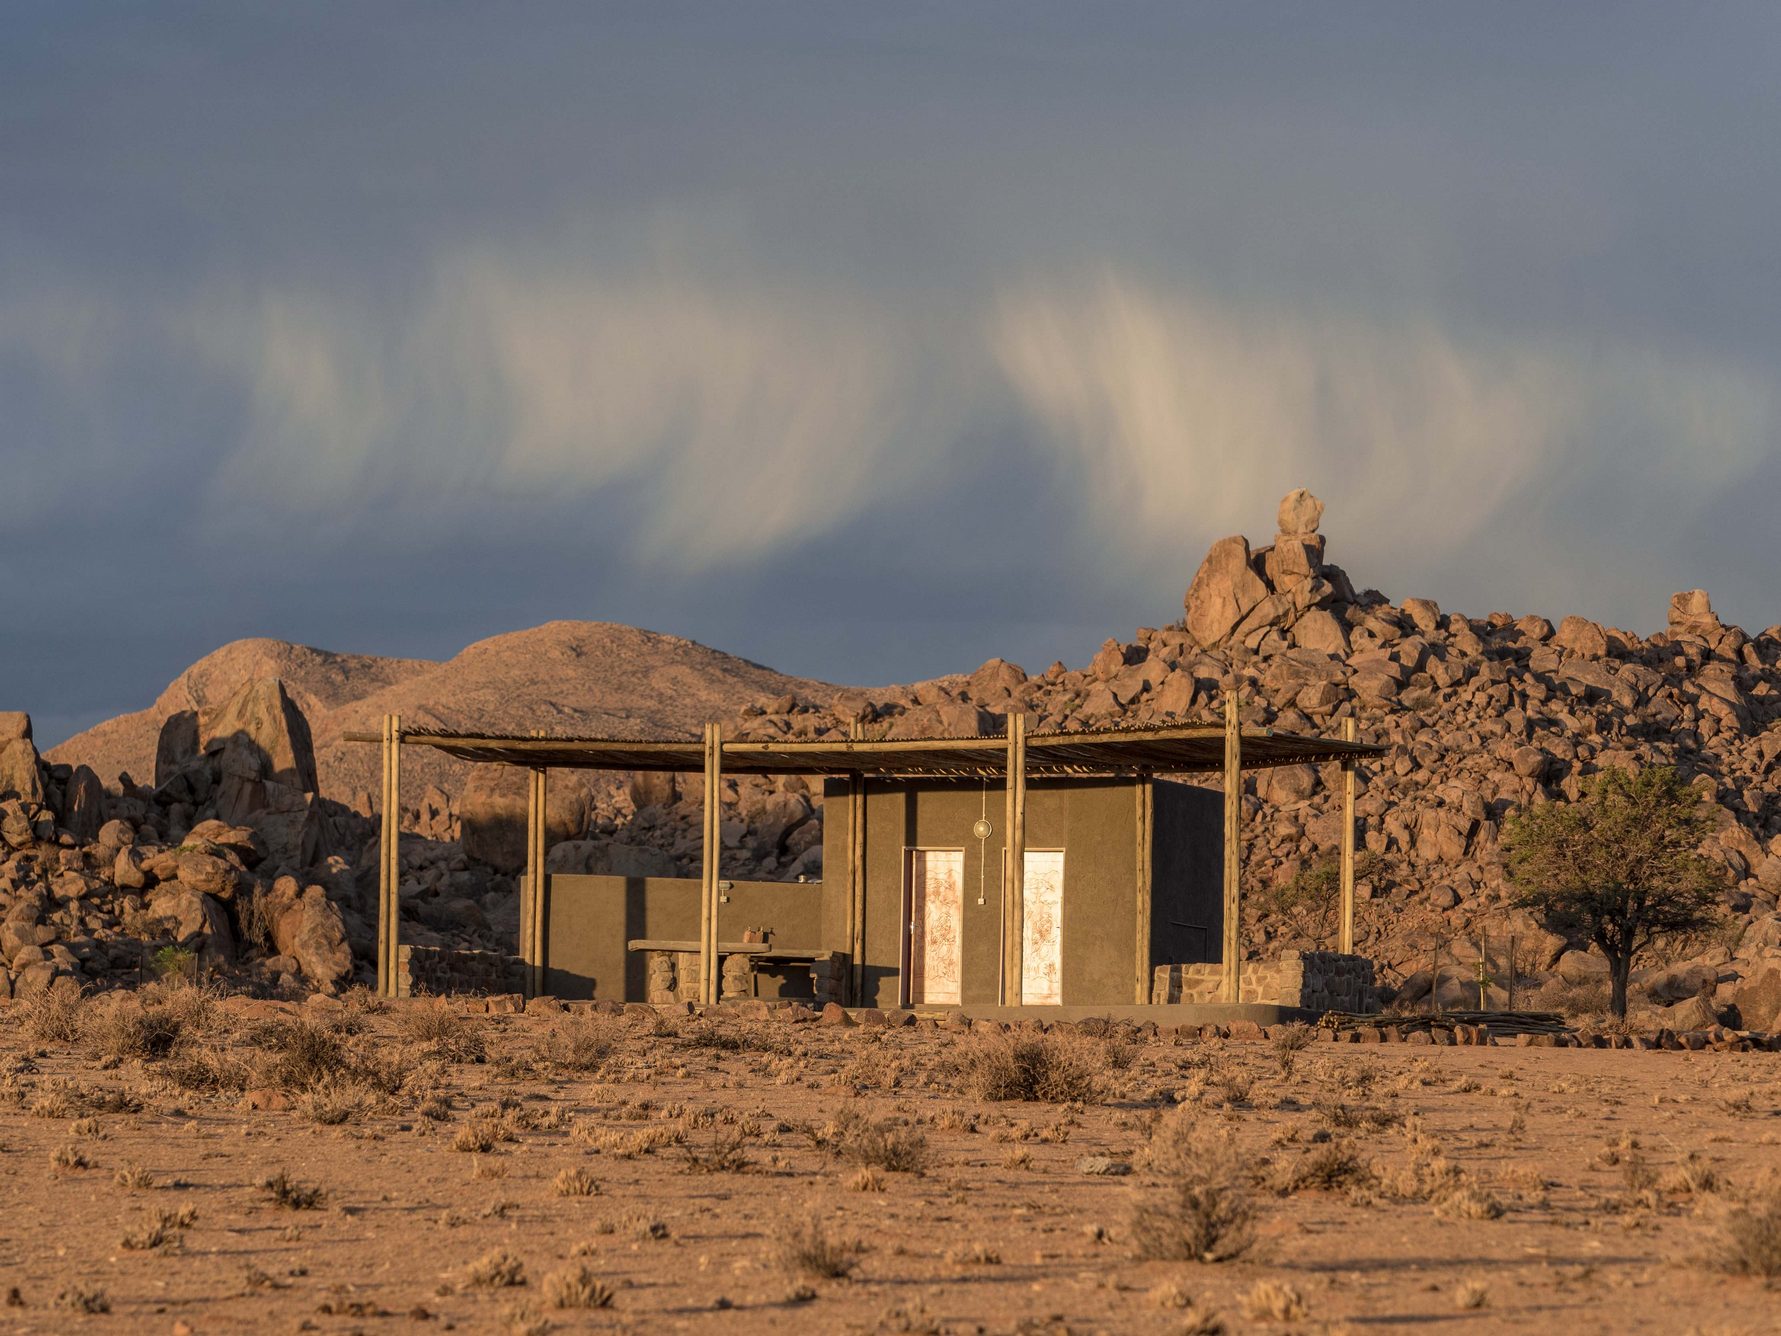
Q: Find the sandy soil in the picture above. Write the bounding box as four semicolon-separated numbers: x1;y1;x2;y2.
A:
1;993;1778;1335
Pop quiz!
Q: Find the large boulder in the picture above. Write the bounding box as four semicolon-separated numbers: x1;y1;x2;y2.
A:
200;678;318;794
1184;535;1270;648
146;884;236;963
154;710;200;787
1277;488;1324;535
0;733;43;805
460;767;589;872
262;875;353;992
62;764;106;843
1731;960;1781;1033
1668;589;1723;640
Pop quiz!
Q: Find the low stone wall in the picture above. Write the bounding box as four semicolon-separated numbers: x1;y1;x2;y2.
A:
646;949;846;1006
1152;950;1378;1012
397;945;527;998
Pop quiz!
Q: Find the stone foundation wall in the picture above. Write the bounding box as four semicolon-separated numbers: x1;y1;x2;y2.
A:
1152;950;1378;1012
398;945;527;998
647;949;846;1006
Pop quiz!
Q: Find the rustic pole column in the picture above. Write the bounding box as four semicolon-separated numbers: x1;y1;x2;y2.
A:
700;723;723;1006
387;714;403;996
1002;713;1027;1004
378;714;393;996
1222;691;1242;1004
847;721;866;1006
1135;775;1154;1005
1340;715;1358;956
527;761;547;998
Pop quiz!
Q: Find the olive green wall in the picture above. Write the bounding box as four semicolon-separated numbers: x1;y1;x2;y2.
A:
821;776;1218;1008
541;873;823;1000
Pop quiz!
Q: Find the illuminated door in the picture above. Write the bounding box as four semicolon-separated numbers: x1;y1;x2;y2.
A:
907;850;964;1005
1021;850;1065;1005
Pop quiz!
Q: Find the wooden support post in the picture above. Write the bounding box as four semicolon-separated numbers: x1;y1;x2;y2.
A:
377;714;394;996
700;723;723;1006
847;721;866;1007
1135;775;1153;1004
526;762;547;998
1002;713;1027;1005
1222;691;1242;1004
1339;715;1358;956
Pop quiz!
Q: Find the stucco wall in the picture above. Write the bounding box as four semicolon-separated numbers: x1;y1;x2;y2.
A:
823;776;1215;1008
540;873;823;1000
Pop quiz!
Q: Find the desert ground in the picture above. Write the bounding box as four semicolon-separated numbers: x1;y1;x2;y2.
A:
0;991;1778;1335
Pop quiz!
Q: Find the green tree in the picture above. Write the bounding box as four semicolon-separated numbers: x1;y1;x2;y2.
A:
1503;766;1723;1019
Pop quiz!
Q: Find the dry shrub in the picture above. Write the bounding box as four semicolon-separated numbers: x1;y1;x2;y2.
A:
1434;1183;1505;1221
461;1249;527;1290
538;1013;622;1073
819;1107;930;1174
1718;1198;1781;1279
1454;1278;1490;1309
84;989;210;1063
50;1143;90;1171
260;1169;325;1210
680;1126;753;1174
1131;1114;1255;1262
20;989;85;1044
398;1002;486;1063
1241;1279;1307;1322
954;1032;1104;1103
253;1018;349;1089
553;1166;600;1197
1271;1023;1316;1077
847;1167;885;1192
776;1214;865;1280
51;1284;109;1314
115;1164;155;1191
541;1264;613;1310
1277;1140;1371;1195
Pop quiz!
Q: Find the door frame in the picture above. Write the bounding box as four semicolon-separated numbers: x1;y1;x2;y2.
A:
901;847;965;1008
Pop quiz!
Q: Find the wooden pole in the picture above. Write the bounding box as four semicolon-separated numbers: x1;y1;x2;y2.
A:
1339;715;1358;956
847;721;866;1006
377;714;393;996
527;761;547;998
1002;713;1027;1005
1134;775;1153;1004
387;713;402;997
1222;691;1242;1004
700;722;723;1006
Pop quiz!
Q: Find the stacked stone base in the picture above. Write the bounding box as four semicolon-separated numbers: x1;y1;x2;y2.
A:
1152;950;1379;1012
397;945;527;998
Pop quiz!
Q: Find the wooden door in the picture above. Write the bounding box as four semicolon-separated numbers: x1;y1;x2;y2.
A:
1021;849;1064;1005
907;849;964;1006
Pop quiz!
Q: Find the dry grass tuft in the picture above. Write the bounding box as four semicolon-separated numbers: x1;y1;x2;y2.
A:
553;1166;600;1197
1271;1023;1316;1078
51;1283;109;1314
541;1263;614;1309
1241;1279;1307;1322
260;1169;325;1210
819;1107;931;1175
1718;1198;1781;1279
954;1032;1104;1103
538;1014;622;1073
847;1166;885;1192
776;1214;866;1280
114;1164;155;1191
1131;1115;1255;1263
1454;1278;1490;1309
461;1249;528;1290
398;1002;486;1063
50;1142;90;1171
20;989;86;1045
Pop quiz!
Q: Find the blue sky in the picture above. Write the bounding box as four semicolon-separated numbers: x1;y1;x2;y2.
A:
4;4;1778;743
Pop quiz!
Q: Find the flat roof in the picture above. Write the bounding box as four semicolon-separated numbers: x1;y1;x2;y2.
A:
345;720;1383;778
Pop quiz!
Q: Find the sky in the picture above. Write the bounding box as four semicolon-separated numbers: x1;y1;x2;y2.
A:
4;3;1779;746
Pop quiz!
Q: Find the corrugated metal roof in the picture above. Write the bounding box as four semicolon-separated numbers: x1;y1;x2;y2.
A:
353;719;1384;777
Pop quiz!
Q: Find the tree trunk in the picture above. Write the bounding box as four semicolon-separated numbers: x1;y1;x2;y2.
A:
1608;952;1631;1020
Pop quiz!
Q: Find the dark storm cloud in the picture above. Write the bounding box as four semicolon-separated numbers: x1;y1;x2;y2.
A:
3;3;1778;744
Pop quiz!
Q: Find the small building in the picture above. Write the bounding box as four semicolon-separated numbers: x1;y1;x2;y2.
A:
357;711;1383;1013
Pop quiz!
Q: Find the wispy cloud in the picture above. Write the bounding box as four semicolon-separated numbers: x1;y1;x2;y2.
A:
994;271;1774;614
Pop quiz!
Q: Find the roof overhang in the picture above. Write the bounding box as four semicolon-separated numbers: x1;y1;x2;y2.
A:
344;721;1384;778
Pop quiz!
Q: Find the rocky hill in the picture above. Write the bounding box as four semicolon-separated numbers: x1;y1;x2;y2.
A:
49;621;844;809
